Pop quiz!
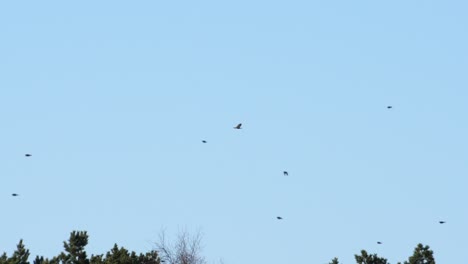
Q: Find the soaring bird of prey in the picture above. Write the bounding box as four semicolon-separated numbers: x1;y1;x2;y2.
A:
202;140;207;143
25;154;32;157
276;216;283;220
283;171;288;176
233;123;242;129
11;193;19;197
439;221;446;224
377;241;382;244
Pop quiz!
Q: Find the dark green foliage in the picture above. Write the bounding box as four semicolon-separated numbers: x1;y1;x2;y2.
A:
0;231;437;264
33;256;45;264
88;244;160;264
33;256;59;264
1;231;160;264
60;231;89;264
0;239;31;264
355;250;389;264
398;244;435;264
10;239;30;264
0;253;8;264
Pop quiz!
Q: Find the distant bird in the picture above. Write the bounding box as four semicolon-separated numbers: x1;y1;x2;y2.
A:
233;123;242;129
11;193;19;197
439;221;446;224
25;154;32;157
377;241;382;244
283;171;288;176
202;140;207;143
387;106;392;109
276;216;283;220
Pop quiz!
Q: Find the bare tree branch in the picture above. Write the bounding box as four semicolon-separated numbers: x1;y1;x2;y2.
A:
155;229;206;264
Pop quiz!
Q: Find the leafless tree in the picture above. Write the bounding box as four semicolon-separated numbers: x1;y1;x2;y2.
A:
156;229;207;264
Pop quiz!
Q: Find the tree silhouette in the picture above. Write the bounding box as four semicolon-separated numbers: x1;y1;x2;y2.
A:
0;231;162;264
398;244;435;264
355;250;389;264
0;239;31;264
156;229;206;264
10;239;30;264
59;231;90;264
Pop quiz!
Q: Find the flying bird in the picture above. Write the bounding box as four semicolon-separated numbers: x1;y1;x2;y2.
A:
387;106;392;109
11;193;19;197
283;171;288;176
439;221;446;224
233;123;242;129
25;154;32;157
276;216;283;220
377;241;382;244
202;140;207;143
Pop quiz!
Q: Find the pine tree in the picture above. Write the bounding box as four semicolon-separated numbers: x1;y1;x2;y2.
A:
103;244;133;264
60;231;90;264
399;244;435;264
0;253;8;264
9;239;30;264
329;257;339;264
355;250;389;264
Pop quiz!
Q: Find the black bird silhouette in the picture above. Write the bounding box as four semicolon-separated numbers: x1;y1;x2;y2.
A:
283;171;288;176
233;123;242;129
377;241;382;244
439;221;446;224
202;140;207;143
11;193;19;197
387;106;392;109
25;154;32;157
276;216;283;220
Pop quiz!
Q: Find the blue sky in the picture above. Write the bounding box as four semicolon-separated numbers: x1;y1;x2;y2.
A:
1;1;467;263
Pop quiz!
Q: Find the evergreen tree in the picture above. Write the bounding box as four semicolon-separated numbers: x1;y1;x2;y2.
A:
0;253;8;264
134;251;160;264
399;244;435;264
1;231;161;264
89;244;161;264
10;239;30;264
33;256;45;264
89;255;104;264
103;244;134;264
60;231;90;264
355;250;389;264
329;257;339;264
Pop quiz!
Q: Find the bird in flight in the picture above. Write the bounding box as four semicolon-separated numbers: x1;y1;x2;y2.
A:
233;123;242;129
439;221;446;224
276;216;283;220
387;106;392;109
377;241;382;244
11;193;19;197
202;140;207;143
25;154;32;157
283;171;288;176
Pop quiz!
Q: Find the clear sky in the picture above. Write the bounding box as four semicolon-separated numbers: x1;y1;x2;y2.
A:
1;1;467;263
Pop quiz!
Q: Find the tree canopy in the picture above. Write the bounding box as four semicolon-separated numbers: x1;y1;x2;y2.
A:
0;231;161;264
1;231;437;264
